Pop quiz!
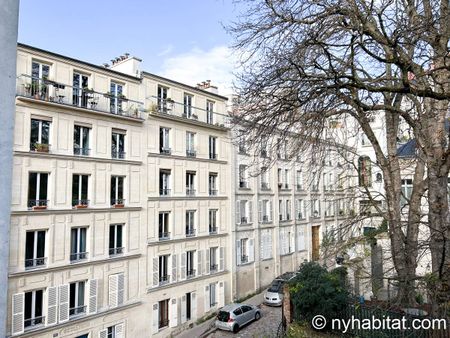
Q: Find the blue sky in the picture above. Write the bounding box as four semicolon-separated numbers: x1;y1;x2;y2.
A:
18;0;241;94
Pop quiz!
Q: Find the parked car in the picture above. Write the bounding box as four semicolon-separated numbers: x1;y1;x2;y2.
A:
215;303;261;333
264;272;297;306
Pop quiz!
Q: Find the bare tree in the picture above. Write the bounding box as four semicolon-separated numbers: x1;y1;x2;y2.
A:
229;0;449;314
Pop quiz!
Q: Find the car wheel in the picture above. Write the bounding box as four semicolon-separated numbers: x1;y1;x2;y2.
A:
255;312;261;320
233;324;240;333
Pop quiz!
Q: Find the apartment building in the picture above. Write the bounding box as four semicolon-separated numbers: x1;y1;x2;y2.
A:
7;44;232;338
231;125;355;299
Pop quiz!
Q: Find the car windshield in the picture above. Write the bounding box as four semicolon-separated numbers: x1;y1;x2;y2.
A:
268;283;281;293
217;311;230;322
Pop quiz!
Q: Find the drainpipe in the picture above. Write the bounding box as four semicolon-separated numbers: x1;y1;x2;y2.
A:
0;0;20;336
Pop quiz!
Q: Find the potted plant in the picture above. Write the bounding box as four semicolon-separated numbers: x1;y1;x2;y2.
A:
34;143;49;153
113;203;124;208
148;103;158;113
32;204;47;210
118;93;128;101
24;83;32;95
75;203;88;209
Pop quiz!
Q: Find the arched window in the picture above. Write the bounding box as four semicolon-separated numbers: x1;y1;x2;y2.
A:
375;173;383;183
358;156;372;187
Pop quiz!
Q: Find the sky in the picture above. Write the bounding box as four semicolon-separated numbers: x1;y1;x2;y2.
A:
18;0;243;95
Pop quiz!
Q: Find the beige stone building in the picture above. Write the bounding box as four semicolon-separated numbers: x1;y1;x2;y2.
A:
7;44;231;338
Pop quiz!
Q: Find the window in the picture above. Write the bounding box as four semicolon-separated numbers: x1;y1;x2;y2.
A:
72;174;89;207
286;200;291;220
239;165;248;188
109;82;124;114
72;72;89;108
209;173;218;195
401;179;413;207
209;209;218;234
74;125;90;156
183;94;194;118
238;133;246;154
157;85;168;112
30;119;50;152
237;237;254;264
284;169;290;189
159;255;169;285
209;283;217;307
259;199;272;223
24;290;44;328
159;170;171;196
186;132;196;157
360;200;382;215
187;251;195;278
28;172;48;209
325;200;335;217
237;200;253;224
186;172;196;196
109;224;123;255
296;199;305;220
280;229;292;255
159;212;170;240
110;176;124;206
185;210;196;237
260;230;273;260
160;127;171;154
185;292;193;320
31;61;50;99
261;167;269;189
209;247;218;272
158;299;170;328
112;132;125;159
209;136;217;159
296;170;303;190
279;199;284;221
69;281;86;316
70;227;88;261
375;172;383;183
206;101;214;124
105;324;124;338
25;230;46;269
311;171;319;191
358;156;372;187
311;199;321;218
260;143;268;158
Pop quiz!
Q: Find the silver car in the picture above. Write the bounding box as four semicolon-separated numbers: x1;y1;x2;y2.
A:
264;281;283;306
215;303;261;333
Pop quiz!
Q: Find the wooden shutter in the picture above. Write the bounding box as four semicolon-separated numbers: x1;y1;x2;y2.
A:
236;240;242;265
197;250;202;276
116;322;125;338
172;254;177;283
181;252;186;280
169;298;178;328
204;285;210;312
11;292;24;335
249;239;254;262
58;284;70;323
153;257;159;287
152;303;159;334
206;249;210;274
98;329;108;338
87;279;98;314
248;201;253;222
117;273;125;306
46;286;58;325
218;281;225;308
191;292;197;320
219;247;224;271
109;274;118;308
181;295;187;323
236;200;241;223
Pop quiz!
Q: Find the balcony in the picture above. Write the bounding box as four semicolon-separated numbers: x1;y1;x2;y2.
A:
25;257;47;269
159;275;170;286
74;146;90;156
210;264;218;273
186;188;196;197
241;255;249;264
209;189;218;196
69;305;86;317
239;181;249;189
70;252;88;262
159;232;171;241
160;147;172;155
28;199;48;210
209;226;218;234
111;198;125;208
261;182;270;190
185;228;196;238
30;142;50;153
209;153;217;160
17;74;144;120
111;148;126;159
240;216;248;224
160;188;171;197
24;316;45;329
186;149;197;157
72;199;89;209
109;247;124;256
187;269;196;279
297;213;304;220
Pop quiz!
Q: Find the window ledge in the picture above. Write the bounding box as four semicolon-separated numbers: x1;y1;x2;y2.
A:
11;206;142;215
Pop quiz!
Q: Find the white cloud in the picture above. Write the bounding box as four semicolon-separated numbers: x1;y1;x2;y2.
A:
159;45;236;96
157;44;174;57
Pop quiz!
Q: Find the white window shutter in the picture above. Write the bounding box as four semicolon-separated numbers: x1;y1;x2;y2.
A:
268;233;273;258
204;285;210;312
172;254;177;283
219;247;224;271
236;200;241;224
206;249;210;274
87;279;98;314
191;292;197;320
197;250;203;276
153;257;159;287
236;240;242;265
116;322;125;338
99;329;107;338
290;231;295;252
117;273;125;306
169;298;178;328
269;200;273;221
46;286;58;325
181;252;186;280
109;274;119;308
152;303;159;334
218;281;225;308
181;295;187;323
249;239;254;262
248;201;253;222
258;201;262;222
58;284;70;323
11;292;24;335
260;234;265;260
280;231;284;255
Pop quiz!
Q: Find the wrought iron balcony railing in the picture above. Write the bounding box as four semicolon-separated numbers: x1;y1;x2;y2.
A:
109;247;124;256
70;252;88;261
25;257;47;269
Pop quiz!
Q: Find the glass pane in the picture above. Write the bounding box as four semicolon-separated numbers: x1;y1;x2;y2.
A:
71;228;78;254
109;226;115;249
30;119;39;144
82;128;89;149
70;283;76;308
28;173;37;201
25;292;32;319
81;175;88;200
39;173;48;200
72;175;79;203
78;282;85;306
111;177;116;202
80;228;87;252
116;225;123;247
41;65;49;79
118;177;123;199
74;126;80;148
119;134;124;152
25;232;34;260
36;231;45;258
35;290;43;317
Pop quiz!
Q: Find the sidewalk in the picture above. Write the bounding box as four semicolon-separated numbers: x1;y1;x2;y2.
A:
177;291;265;338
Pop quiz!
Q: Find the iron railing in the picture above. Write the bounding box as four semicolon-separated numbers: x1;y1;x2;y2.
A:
25;257;47;269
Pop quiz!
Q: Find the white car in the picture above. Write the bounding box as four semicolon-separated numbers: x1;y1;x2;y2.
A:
264;281;283;306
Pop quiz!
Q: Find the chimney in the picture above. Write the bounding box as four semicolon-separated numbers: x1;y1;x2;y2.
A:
108;53;142;78
196;80;219;94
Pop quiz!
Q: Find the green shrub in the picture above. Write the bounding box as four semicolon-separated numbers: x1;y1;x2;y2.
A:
289;262;350;331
